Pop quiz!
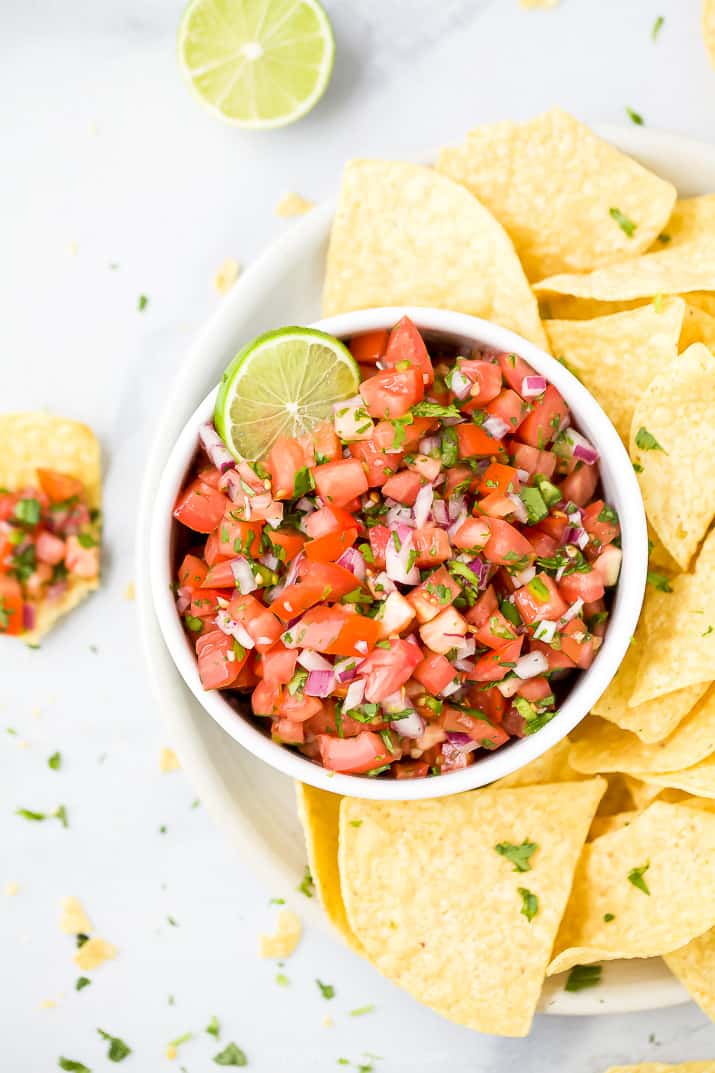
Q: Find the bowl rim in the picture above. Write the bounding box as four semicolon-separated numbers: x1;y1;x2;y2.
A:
149;305;648;800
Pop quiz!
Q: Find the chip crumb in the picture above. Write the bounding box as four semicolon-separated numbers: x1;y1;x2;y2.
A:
73;936;118;971
321;1014;333;1028
15;738;30;749
68;241;79;256
259;909;302;959
213;256;241;296
40;998;57;1009
275;191;315;217
519;0;559;6
31;706;42;718
60;896;93;935
4;881;19;897
166;1045;177;1060
124;581;136;602
159;747;181;773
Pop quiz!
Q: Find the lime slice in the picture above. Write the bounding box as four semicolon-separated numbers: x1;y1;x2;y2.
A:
178;0;335;129
215;327;360;460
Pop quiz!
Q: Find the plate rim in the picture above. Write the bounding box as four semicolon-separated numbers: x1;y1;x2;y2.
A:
136;123;715;1017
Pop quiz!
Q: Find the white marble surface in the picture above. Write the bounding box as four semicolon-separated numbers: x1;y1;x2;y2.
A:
2;0;715;1069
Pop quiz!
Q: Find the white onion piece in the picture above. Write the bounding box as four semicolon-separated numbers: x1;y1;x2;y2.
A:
413;483;434;529
431;499;449;526
567;509;582;526
574;527;589;550
269;551;304;602
176;586;192;614
514;651;549;679
333;396;374;442
559;598;584;626
385;529;420;585
447;369;472;399
516;468;530;483
214;610;255;649
455;637;476;659
368;571;397;599
391;711;425;739
557;427;599;465
260;551;280;571
511;565;536;589
453;658;475;673
298;650;333;672
386;503;414;529
507;493;529;525
230;557;258;595
199;422;236;473
483;415;510;440
440;678;462;698
264;501;284;528
496;675;521;698
533;619;557;643
595;545;622;586
334;657;360;683
337;546;367;581
343;677;366;712
447;508;468;538
447;494;466;521
418;435;440;455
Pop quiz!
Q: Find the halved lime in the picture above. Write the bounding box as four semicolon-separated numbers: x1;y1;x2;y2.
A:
215;327;360;460
178;0;335;129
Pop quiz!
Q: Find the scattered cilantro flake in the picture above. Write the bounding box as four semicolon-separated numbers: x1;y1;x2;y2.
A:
137;294;148;312
518;887;538;922
15;807;46;821
97;1029;132;1062
77;532;98;549
628;862;651;895
565;964;602;992
658;232;671;244
55;804;69;828
647;571;673;593
609;207;636;237
349;1004;375;1017
702;625;714;637
297;865;315;898
652;14;664;41
269;897;285;906
349;819;363;828
206;1015;220;1038
88;644;99;655
275;972;289;986
15;497;41;525
292;466;315;498
159;824;167;834
603;913;615;923
626;107;644;125
213;1042;248;1066
167;914;179;927
495;839;538;873
411;401;461;420
59;1060;91;1073
316;979;335;999
635;426;664;452
191;798;200;809
75;976;91;991
76;933;90;948
48;751;61;771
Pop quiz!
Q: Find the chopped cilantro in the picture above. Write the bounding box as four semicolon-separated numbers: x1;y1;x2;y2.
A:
213;1042;248;1066
609;207;636;237
647;571;672;593
275;972;289;986
77;532;98;548
598;503;618;525
75;976;92;991
15;807;46;821
97;1028;132;1062
167;914;179;927
411;401;461;420
626;107;644;125
76;933;90;948
316;979;335;999
14;497;41;525
297;865;315;897
702;625;714;637
494;839;538;873
389;413;414;449
206;1015;220;1038
519;485;548;523
565;964;602;992
651;14;664;41
500;598;521;627
628;862;651;895
603;913;615;923
439;426;458;468
269;897;285;906
635;426;664;452
137;294;148;311
349;819;363;827
287;668;308;696
518;887;538;922
59;1061;91;1073
55;804;69;828
349;1004;375;1017
169;1032;192;1048
632;461;643;473
184;614;203;632
48;751;61;771
292;466;315;498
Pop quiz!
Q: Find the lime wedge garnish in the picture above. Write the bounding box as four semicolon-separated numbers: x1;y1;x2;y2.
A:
215;327;360;461
178;0;335;129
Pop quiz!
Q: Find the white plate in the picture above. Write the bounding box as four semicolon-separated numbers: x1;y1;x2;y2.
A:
136;125;715;1016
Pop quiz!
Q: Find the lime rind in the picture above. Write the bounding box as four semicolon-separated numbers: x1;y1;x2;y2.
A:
215;327;360;461
178;0;335;129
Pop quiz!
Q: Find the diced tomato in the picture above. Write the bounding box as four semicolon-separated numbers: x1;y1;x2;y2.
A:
444;465;474;496
452;516;491;552
305;701;380;739
304;505;358;539
581;500;620;547
407;454;442;482
560;463;598;507
297;560;363;599
478;463;520;497
178;554;209;590
382;470;423;505
190;588;227;618
368;525;390;569
37;468;85;504
510;442;557;479
266;437;308;500
350;329;389;365
394;760;429;779
526;530;558;558
278;690;323;723
272;718;305;744
317;731;394;774
559;617;596;668
473;610;518;650
252;680;281;715
518;385;569;448
466;684;507;724
313;459;368;508
459;359;502;404
299;422;341;466
197;466;223;490
496;351;538;394
469;636;524;682
419;605;467;654
383;316;434;383
348;439;400;487
269;583;325;623
267;528;306;562
202;561;238;588
359;367;425;421
530;639;576;671
196;630;244;690
486;389;529;432
457;422;503;457
281;605;344;652
228;592;283;651
326;613;382;657
173;479;228;533
465;585;498;628
304;528;358;563
407;565;461;623
412;651;456;694
65;534;99;578
412;526;451;566
514;573;568;624
235;654;259;689
482;518;535;568
372;416;437;453
358;639;423;703
35;531;65;566
216;514;263;558
558;567;605;604
477;492;517;519
516;677;552;702
258;643;298;685
0;576;24;635
203;531;228;567
441;707;510;749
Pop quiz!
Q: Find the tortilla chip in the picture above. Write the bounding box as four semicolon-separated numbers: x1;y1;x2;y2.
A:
339;779;605;1037
606;1065;715;1073
322;159;547;349
595;774;634;817
493;738;584;787
680;302;715;352
436;109;675;281
637;754;715;799
687;291;715;317
540;296;650;320
548;801;715;975
630;343;715;568
294;783;362;953
630;529;715;706
591;627;707;742
570;691;715;776
545;298;683;442
588;810;638;840
536;196;715;300
665;928;715;1023
0;413;101;644
622;776;666;811
648;525;681;573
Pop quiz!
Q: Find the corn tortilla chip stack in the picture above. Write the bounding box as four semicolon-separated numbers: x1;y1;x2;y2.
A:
680;302;715;351
636;754;715;800
339;780;605;1037
665;928;715;1022
294;783;362;953
0;413;101;644
548;802;715;975
588;810;639;841
630;343;715;569
494;738;584;788
569;690;715;777
545;298;684;442
322;159;547;349
630;529;715;707
437;109;675;281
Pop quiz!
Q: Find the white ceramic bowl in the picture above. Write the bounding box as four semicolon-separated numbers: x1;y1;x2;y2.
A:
150;305;647;800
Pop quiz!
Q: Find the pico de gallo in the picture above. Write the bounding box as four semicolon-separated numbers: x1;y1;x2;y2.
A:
172;316;621;778
0;470;100;636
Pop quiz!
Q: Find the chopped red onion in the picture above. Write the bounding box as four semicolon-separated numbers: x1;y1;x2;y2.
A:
521;375;547;398
298;650;333;672
386;503;414;529
453;657;475;673
559;598;584;626
260;551;280;572
443;738;479;759
305;669;336;697
295;497;315;513
515;651;549;679
368;571;397;599
483;415;510;440
269;551;303;601
567;509;582;526
447;508;468;538
230;556;258;595
391;711;425;739
176;585;192;614
574;527;589;550
385;528;420;585
418;435;441;455
507;493;529;524
559;427;599;465
413;484;434;529
431;499;449;526
447;494;466;522
22;603;36;631
337;546;367;581
334;657;360;683
447;369;472;399
446;731;472;746
219;469;244;502
467;556;491;590
455;637;476;659
343;677;366;712
199;422;236;473
441;415;466;427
